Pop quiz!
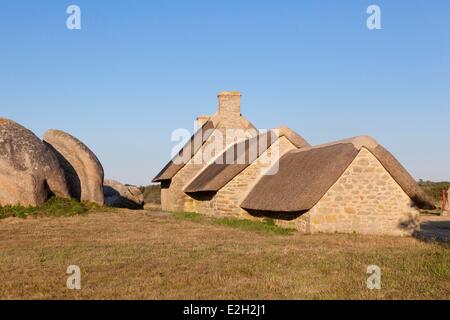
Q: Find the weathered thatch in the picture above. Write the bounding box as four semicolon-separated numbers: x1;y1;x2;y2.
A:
184;127;310;193
152;120;215;182
241;136;435;212
370;144;434;209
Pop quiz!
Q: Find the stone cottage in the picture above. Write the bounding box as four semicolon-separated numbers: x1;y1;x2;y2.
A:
153;92;434;235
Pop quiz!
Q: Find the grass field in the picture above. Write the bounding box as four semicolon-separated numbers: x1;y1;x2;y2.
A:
0;209;449;300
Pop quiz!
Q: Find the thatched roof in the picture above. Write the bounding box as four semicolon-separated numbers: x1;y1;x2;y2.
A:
184;127;310;193
152;114;256;183
152;120;216;182
241;136;435;212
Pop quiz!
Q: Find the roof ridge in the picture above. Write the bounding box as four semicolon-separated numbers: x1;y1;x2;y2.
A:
289;135;379;154
274;126;311;148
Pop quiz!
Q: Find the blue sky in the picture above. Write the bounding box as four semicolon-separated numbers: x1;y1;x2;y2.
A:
0;1;449;185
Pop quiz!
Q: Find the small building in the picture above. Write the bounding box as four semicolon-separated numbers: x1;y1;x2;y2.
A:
153;92;434;235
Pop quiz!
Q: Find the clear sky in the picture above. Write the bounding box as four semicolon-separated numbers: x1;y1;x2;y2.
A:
0;1;449;185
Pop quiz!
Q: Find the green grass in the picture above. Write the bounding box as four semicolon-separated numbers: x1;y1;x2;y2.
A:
421;250;450;279
173;211;204;222
215;217;295;235
0;197;104;220
173;212;295;236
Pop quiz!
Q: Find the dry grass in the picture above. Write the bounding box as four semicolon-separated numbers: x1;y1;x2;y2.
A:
0;210;449;300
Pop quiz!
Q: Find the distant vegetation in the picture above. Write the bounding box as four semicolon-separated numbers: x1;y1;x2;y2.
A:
418;180;450;204
0;197;104;220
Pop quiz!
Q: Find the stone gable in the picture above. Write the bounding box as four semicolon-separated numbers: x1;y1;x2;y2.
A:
306;148;419;235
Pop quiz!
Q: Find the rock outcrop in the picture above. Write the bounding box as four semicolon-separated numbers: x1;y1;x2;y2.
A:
43;129;104;205
103;179;144;209
0;118;70;206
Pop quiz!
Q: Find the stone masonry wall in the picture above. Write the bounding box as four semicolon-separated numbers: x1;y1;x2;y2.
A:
306;148;419;236
272;211;311;233
191;136;297;218
161;162;204;212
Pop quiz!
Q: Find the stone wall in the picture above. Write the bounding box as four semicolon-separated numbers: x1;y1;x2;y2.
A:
191;136;297;218
304;148;419;236
161;163;205;212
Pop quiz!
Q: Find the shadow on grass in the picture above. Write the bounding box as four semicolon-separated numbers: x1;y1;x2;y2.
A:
414;219;450;244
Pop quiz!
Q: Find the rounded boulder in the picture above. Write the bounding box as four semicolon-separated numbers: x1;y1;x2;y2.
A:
43;129;104;205
0;118;70;207
103;179;144;209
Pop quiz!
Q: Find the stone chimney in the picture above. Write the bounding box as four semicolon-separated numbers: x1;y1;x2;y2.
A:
218;92;241;119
